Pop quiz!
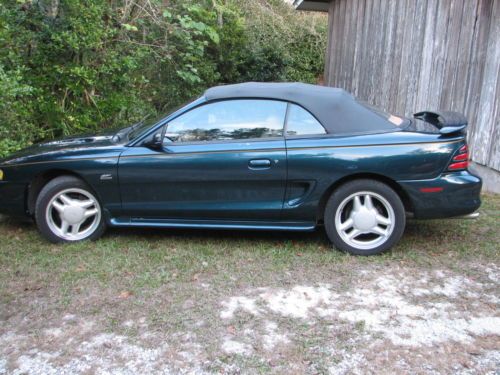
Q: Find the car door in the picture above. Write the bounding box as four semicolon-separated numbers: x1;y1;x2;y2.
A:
282;103;329;222
118;99;288;221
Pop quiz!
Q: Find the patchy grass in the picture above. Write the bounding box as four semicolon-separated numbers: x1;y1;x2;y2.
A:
0;194;498;374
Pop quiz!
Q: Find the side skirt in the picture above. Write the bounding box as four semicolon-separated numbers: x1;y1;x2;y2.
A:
109;217;317;232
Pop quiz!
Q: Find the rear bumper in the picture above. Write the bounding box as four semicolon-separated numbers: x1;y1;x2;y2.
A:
0;181;28;217
398;171;482;219
452;211;480;219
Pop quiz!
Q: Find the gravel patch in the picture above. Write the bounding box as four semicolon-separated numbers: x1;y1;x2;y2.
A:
1;265;498;374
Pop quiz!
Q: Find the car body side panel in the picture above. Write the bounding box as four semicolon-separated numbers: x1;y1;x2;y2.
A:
118;139;287;220
0;146;123;218
283;132;463;221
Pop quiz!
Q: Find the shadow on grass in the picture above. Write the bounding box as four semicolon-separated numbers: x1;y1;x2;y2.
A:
1;206;497;262
105;225;329;243
0;214;482;250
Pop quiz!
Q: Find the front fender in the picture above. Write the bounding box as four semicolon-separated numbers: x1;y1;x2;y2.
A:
0;154;122;218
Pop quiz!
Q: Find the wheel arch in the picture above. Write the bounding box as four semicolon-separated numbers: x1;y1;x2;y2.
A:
26;169;89;216
316;173;413;223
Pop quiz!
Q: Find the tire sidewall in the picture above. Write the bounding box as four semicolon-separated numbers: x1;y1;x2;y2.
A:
324;179;406;255
35;176;106;243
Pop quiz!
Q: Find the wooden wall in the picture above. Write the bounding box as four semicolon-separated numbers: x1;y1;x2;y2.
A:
325;0;500;172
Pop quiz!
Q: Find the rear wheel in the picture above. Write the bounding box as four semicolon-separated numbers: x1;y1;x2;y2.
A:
35;176;106;243
324;179;405;255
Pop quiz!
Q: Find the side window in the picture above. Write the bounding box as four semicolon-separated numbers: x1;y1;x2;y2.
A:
286;104;326;136
165;99;287;143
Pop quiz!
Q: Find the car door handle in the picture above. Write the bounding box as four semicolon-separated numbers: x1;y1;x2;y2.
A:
248;159;272;169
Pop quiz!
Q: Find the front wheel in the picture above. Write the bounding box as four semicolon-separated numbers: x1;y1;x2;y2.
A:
35;176;106;243
324;179;406;255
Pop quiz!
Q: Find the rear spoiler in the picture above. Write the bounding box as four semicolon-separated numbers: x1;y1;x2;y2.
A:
413;110;467;135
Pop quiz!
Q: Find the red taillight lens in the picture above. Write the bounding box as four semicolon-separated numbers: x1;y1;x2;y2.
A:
448;144;468;171
453;153;468;161
448;161;468;170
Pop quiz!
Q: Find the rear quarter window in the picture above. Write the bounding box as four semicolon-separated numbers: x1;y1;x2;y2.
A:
286;104;327;136
356;101;409;131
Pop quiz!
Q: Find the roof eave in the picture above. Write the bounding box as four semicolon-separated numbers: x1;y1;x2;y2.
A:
293;0;330;12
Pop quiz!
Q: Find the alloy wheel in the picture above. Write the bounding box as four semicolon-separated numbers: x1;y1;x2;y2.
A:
334;191;395;250
45;188;102;241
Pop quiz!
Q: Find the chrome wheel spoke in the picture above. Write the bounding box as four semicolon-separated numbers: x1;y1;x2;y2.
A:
364;194;374;210
376;214;391;226
84;208;98;218
339;218;354;231
60;220;70;235
52;201;65;213
71;223;81;235
347;228;361;239
370;226;387;237
78;199;95;209
59;194;73;206
353;196;362;212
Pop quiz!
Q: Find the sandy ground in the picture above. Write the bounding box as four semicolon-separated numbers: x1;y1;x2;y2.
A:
1;261;499;374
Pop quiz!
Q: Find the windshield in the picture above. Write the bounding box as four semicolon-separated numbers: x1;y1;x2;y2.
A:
127;114;164;140
126;97;200;141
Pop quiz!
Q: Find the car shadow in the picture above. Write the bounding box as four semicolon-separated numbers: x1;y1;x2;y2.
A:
0;215;461;248
0;215;329;246
105;225;331;245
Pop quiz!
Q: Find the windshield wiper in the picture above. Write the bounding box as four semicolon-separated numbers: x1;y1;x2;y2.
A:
112;114;151;143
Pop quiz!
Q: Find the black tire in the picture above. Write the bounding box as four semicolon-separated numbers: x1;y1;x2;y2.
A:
35;176;106;243
324;179;405;256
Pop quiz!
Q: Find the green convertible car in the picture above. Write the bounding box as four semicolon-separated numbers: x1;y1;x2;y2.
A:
0;83;481;255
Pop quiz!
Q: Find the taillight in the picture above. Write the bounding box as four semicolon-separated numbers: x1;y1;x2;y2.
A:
448;144;468;171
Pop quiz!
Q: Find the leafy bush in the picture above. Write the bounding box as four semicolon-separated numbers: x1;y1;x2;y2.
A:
0;0;326;157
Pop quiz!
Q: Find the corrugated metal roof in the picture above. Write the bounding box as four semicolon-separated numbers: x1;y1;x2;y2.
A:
293;0;330;12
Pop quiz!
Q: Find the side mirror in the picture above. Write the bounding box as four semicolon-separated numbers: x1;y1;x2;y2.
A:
144;132;163;150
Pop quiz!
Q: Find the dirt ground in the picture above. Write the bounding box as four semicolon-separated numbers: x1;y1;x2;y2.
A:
1;263;499;374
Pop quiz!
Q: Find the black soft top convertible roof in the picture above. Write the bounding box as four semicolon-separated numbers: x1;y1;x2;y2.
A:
204;82;397;135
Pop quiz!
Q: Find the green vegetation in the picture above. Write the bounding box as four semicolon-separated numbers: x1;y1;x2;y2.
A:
0;0;327;157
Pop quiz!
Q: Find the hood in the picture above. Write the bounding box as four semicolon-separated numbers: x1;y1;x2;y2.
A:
38;132;116;147
0;130;125;166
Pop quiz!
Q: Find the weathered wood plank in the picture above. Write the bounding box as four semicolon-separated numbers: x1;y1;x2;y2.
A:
324;3;334;83
388;0;406;114
466;0;495;164
439;0;464;110
358;0;373;100
338;0;350;89
351;0;366;97
424;1;449;113
345;0;359;93
378;0;398;111
473;0;500;166
415;0;438;112
452;0;477;111
367;0;382;106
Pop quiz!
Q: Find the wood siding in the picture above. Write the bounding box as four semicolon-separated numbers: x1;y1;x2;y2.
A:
325;0;500;171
